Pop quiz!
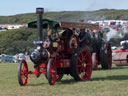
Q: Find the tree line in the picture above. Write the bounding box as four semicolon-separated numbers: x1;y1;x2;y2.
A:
0;28;37;55
1;9;128;24
0;27;128;55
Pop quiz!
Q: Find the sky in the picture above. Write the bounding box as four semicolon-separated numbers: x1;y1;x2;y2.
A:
0;0;128;16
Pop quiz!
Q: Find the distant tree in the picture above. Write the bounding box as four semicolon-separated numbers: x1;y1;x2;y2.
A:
0;28;37;55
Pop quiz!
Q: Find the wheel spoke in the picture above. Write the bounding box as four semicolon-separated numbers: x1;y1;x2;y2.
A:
78;67;82;74
78;57;82;63
80;72;85;78
20;70;24;75
84;53;88;59
81;53;84;61
85;72;88;77
84;54;89;62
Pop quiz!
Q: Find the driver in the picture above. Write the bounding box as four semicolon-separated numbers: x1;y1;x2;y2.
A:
79;29;92;48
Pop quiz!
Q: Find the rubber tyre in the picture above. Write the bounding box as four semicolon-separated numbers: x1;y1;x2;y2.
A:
100;43;112;69
18;60;28;86
71;46;92;81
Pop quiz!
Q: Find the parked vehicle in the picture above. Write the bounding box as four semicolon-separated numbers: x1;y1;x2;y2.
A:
0;55;17;63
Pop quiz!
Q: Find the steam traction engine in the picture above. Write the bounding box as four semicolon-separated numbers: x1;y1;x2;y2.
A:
113;40;128;66
18;8;112;85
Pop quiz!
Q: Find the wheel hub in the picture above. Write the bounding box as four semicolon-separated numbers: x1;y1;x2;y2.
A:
82;62;86;68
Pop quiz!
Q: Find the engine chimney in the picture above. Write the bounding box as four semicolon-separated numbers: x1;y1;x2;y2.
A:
36;8;44;42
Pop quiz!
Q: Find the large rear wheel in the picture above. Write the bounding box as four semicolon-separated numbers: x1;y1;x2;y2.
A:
18;60;28;86
71;47;92;81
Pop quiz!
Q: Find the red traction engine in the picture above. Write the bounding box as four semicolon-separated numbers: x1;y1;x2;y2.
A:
18;8;99;85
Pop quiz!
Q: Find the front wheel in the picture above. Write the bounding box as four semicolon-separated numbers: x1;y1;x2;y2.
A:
47;59;57;85
18;60;28;86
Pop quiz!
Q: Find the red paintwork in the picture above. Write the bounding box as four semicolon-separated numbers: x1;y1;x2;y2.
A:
28;67;46;77
116;49;128;53
20;60;28;85
77;49;92;81
69;35;79;50
28;64;47;77
48;59;57;85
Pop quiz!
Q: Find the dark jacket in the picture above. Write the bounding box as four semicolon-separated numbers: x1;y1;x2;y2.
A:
79;32;92;48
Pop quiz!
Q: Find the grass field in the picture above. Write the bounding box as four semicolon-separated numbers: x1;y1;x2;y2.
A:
0;63;128;96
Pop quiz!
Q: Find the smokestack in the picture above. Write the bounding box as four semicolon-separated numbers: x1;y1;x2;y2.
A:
36;8;44;41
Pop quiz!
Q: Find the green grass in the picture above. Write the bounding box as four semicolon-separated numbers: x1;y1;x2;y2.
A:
0;63;128;96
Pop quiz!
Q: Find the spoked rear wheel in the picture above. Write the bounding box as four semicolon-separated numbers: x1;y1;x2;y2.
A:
18;60;28;86
47;59;57;85
71;47;92;81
